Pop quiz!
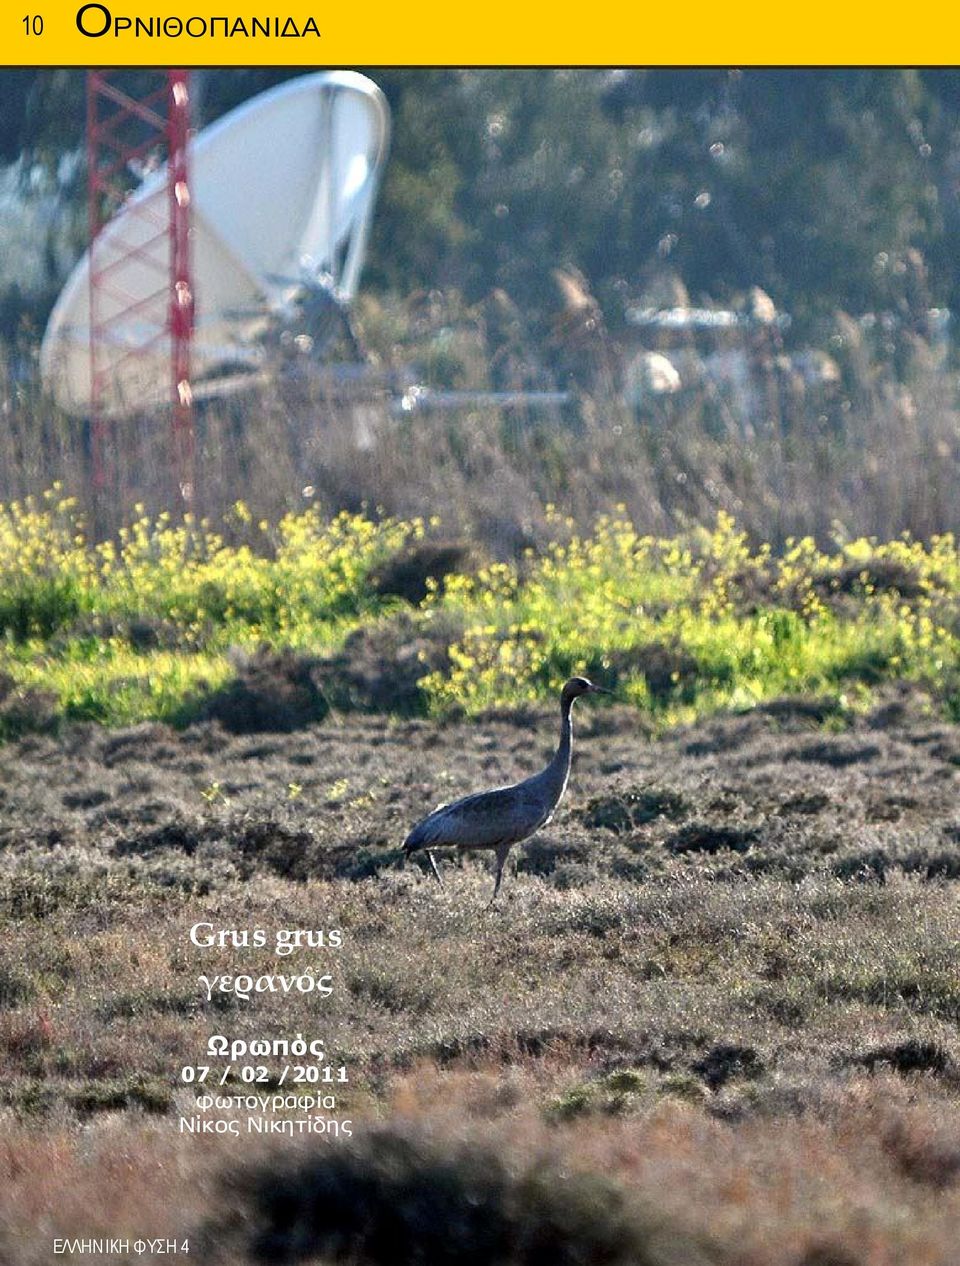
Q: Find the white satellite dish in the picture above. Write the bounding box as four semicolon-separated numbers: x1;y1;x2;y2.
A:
40;70;390;416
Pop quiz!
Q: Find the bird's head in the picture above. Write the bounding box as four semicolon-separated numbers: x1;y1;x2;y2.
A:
561;676;611;706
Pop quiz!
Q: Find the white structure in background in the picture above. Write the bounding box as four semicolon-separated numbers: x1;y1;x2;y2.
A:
622;350;682;408
40;71;390;416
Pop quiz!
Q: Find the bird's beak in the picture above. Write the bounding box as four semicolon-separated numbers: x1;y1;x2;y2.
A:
589;684;613;695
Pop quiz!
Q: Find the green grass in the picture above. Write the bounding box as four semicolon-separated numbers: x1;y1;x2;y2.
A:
1;493;959;735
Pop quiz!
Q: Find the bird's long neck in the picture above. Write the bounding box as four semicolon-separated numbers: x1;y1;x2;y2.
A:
541;695;574;803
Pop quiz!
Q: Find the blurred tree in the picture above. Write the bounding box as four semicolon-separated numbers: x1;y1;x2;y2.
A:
0;68;957;341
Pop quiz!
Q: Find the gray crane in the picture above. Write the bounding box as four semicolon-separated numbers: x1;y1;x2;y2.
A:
403;677;609;902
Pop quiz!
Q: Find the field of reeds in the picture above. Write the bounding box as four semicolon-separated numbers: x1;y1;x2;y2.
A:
4;286;960;553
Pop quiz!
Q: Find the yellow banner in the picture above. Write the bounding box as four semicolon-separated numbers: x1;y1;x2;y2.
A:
4;0;959;65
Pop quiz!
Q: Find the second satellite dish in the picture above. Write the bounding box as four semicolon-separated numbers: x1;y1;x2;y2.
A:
41;70;391;416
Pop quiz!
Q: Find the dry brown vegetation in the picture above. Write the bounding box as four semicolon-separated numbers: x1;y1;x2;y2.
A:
4;331;960;554
1;692;960;1261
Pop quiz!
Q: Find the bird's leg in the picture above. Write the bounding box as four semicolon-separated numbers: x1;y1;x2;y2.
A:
426;849;443;886
486;844;512;909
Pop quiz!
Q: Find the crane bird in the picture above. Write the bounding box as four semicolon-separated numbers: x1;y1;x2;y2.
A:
403;677;610;903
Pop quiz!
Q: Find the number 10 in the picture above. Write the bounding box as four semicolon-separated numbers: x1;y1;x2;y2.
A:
23;14;43;33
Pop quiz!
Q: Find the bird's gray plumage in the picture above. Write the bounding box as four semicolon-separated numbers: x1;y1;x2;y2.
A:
403;676;607;902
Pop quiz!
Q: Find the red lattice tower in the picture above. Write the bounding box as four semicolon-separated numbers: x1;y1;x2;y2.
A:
86;70;195;502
